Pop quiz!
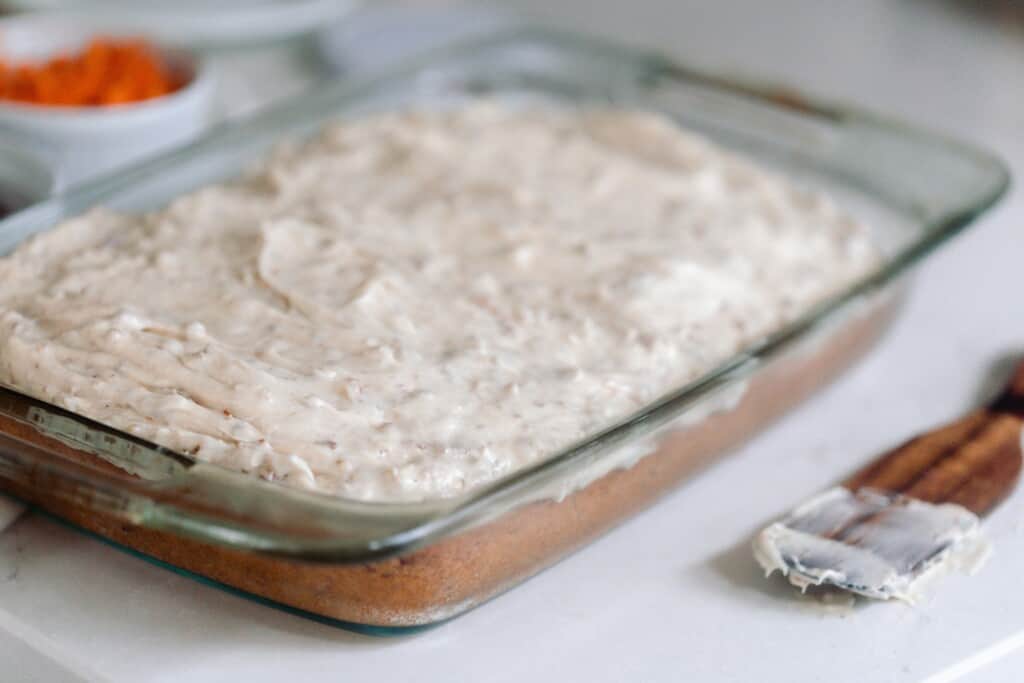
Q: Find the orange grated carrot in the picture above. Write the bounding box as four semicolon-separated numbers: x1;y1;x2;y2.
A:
0;37;184;108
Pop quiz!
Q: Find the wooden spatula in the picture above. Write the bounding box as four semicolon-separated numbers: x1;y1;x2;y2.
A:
754;360;1024;600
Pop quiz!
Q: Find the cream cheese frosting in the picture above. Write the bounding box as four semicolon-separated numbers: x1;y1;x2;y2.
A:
0;103;879;501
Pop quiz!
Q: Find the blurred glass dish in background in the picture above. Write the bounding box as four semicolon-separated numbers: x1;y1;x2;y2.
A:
0;0;358;46
317;4;519;74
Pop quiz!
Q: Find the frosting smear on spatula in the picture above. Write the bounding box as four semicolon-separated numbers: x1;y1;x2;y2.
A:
753;487;990;602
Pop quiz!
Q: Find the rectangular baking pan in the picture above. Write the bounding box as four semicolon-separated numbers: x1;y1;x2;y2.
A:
0;28;1008;632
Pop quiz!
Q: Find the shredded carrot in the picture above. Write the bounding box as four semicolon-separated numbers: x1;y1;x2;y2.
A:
0;38;184;108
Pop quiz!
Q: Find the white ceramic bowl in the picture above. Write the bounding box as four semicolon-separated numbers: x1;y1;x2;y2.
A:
0;16;215;188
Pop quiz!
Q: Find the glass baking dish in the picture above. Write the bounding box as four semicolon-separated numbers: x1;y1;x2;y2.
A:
0;28;1007;633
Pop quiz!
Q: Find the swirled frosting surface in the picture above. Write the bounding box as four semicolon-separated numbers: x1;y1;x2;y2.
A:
0;104;878;501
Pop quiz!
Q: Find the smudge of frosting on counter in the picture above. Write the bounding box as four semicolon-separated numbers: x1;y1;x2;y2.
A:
0;103;879;501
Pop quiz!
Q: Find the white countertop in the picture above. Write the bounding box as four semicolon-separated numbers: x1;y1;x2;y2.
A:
3;1;1024;681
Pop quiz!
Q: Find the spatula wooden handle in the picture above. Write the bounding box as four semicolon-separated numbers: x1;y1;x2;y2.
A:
843;361;1024;516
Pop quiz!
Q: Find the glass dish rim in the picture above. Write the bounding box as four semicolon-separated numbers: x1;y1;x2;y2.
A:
0;26;1010;562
